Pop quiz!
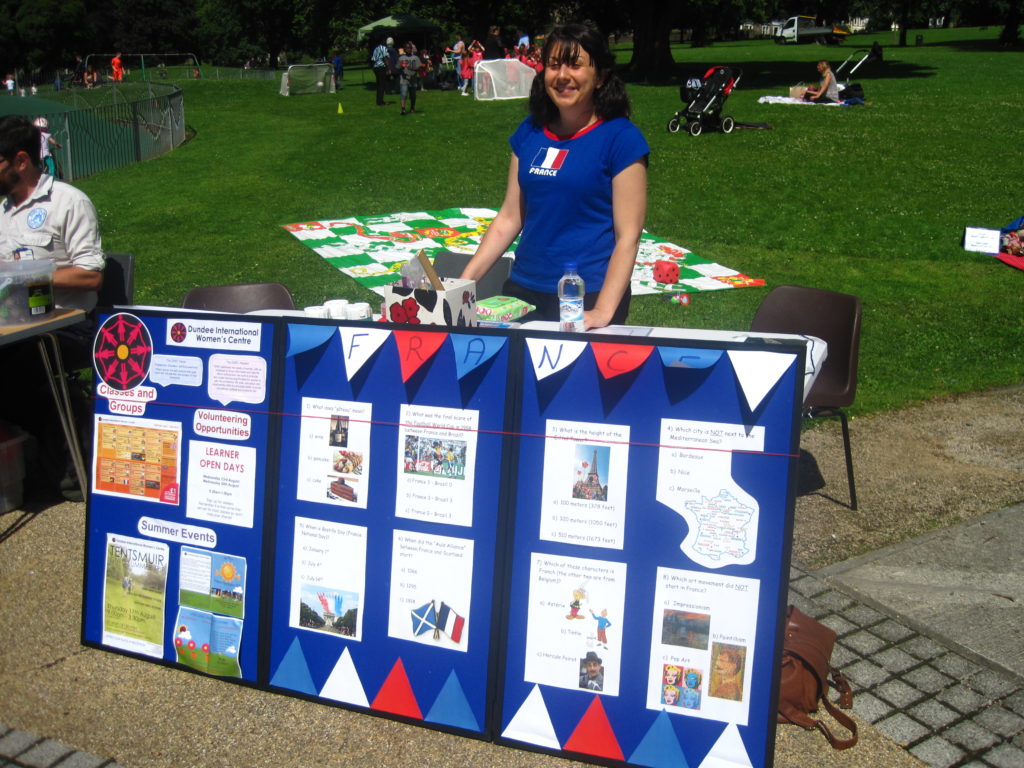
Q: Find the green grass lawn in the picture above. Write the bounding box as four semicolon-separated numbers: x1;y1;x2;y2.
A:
74;27;1023;416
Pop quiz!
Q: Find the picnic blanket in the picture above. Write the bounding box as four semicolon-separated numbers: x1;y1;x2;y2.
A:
282;208;764;297
757;95;865;106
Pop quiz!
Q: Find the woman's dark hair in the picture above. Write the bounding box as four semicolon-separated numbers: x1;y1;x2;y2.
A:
528;22;630;126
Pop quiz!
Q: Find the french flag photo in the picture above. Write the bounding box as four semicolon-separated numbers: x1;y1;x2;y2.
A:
531;147;568;170
436;602;465;643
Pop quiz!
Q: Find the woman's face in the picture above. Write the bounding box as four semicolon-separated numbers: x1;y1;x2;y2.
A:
544;42;603;114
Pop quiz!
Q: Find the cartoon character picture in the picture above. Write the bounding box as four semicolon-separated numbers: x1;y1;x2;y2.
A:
590;608;612;648
566;587;587;620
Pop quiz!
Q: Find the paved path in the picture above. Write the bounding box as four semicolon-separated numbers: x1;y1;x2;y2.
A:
1;502;1021;768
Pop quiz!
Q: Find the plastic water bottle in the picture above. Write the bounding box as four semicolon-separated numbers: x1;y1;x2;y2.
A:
558;263;585;333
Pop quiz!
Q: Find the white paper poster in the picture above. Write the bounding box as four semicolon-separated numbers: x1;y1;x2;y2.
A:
395;404;478;527
387;530;474;652
296;397;372;509
102;533;169;659
656;419;763;568
647;567;759;725
539;419;630;550
524;553;627;696
186;440;257;528
289;517;367;640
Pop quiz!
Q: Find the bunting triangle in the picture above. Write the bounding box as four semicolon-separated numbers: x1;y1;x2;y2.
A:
697;723;753;768
392;330;448;382
525;337;587;381
629;710;690;768
726;350;796;411
338;326;391;381
501;685;560;749
562;695;624;761
370;658;423;719
269;637;318;695
450;334;506;379
287;324;337;357
657;346;723;370
425;669;479;732
318;647;369;707
590;342;654;379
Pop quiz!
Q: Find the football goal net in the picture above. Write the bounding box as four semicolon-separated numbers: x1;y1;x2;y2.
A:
473;59;537;100
279;63;336;96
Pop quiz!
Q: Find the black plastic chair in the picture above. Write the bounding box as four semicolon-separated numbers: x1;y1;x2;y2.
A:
750;285;862;510
181;282;296;313
96;252;135;307
432;251;513;300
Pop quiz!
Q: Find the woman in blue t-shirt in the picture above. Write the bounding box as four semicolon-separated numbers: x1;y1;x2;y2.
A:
461;22;649;329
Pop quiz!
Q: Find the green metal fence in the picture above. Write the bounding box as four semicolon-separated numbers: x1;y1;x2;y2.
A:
35;82;185;181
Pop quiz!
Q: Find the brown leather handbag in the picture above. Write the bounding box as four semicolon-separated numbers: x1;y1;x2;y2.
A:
776;605;858;749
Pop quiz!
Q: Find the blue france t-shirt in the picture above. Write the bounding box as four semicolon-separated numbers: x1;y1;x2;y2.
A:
509;116;649;293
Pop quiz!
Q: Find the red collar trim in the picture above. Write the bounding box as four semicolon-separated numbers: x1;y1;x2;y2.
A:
543;119;603;142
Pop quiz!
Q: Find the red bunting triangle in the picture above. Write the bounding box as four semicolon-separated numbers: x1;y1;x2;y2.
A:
562;695;624;760
392;330;448;382
370;658;423;719
590;342;654;379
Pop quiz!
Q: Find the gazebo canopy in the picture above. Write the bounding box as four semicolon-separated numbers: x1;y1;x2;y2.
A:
356;14;442;44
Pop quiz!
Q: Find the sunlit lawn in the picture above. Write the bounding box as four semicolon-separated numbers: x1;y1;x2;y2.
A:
75;27;1024;415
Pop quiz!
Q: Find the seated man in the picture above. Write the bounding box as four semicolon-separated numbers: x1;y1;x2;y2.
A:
0;116;105;309
0;115;105;499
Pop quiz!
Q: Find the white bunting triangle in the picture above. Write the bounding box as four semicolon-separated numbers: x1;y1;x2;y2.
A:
697;723;753;768
526;338;587;381
501;685;561;749
726;350;796;412
318;647;369;707
338;327;391;380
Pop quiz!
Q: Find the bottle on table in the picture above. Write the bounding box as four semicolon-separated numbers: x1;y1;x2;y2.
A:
558;263;585;333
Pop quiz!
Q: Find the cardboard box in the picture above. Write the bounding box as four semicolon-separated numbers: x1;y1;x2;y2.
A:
789;85;808;99
383;278;478;327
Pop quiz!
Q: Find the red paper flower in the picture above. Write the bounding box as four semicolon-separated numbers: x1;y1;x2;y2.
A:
201;643;210;653
402;297;421;324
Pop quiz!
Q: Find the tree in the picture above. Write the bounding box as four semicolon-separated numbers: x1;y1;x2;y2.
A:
626;0;677;80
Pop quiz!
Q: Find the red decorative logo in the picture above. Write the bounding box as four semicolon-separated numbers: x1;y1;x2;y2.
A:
93;313;154;391
170;322;187;342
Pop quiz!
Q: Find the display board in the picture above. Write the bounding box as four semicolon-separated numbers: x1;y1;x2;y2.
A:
497;331;804;768
82;311;805;764
82;310;281;682
264;322;516;736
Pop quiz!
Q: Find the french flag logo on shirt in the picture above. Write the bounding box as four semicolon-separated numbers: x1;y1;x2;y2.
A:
529;147;568;176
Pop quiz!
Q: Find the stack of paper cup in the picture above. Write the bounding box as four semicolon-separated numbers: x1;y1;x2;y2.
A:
303;305;329;318
324;299;349;319
346;302;371;320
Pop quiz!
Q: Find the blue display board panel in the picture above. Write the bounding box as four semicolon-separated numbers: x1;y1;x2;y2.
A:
265;321;515;736
496;332;804;768
82;309;280;683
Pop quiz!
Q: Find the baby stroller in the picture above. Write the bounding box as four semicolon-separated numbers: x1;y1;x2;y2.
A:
667;65;742;136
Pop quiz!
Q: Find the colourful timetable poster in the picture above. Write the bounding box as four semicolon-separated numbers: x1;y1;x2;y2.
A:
92;415;181;503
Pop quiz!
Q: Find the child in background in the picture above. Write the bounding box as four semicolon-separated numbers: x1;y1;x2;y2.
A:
460;41;482;95
33;117;62;177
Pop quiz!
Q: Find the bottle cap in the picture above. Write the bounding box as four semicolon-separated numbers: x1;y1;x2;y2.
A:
564;262;577;272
